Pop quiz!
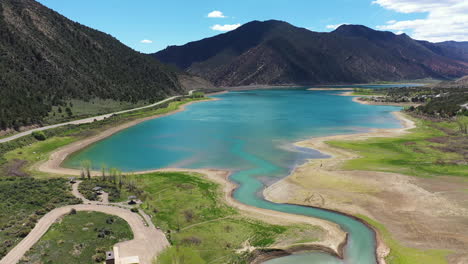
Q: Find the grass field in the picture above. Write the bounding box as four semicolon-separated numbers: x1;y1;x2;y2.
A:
329;116;468;178
130;172;323;264
0;177;80;259
359;215;450;264
19;211;133;264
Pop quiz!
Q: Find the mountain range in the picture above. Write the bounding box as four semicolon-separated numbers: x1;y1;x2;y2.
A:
154;20;468;87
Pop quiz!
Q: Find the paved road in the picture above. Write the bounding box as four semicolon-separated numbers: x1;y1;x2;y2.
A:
0;181;169;264
0;92;193;144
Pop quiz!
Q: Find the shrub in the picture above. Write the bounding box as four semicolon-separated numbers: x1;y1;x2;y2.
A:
31;131;46;141
92;253;105;263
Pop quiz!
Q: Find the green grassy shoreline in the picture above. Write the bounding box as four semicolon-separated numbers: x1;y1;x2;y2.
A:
328;115;468;178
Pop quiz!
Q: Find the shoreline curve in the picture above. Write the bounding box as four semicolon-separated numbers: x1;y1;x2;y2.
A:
35;94;414;263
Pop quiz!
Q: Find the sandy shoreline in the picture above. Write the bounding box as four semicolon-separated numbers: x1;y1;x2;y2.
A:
268;110;414;264
263;110;415;264
307;88;355;91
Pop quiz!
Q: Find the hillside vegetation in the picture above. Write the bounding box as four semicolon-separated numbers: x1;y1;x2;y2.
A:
0;177;80;258
20;212;133;264
354;78;468;118
0;0;185;130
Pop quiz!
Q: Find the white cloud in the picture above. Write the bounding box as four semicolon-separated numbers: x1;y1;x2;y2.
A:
140;39;153;44
325;23;349;30
210;24;241;32
207;10;226;18
386;20;397;24
373;0;468;42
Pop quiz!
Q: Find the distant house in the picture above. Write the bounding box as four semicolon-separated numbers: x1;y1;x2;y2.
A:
105;251;115;264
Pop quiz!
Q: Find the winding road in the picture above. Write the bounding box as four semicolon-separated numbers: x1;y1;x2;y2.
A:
0;90;196;144
0;181;169;264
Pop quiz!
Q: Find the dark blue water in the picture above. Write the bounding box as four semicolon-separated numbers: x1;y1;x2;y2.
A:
66;88;403;263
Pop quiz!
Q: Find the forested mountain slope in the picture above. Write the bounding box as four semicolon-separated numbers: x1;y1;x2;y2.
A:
0;0;185;130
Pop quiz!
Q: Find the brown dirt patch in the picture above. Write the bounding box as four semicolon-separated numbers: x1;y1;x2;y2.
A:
4;159;29;177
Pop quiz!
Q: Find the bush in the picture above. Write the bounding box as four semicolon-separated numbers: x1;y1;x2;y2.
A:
92;253;105;263
191;91;205;98
31;131;46;141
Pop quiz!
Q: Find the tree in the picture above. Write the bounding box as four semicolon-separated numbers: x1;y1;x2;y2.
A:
65;107;73;117
456;116;468;134
31;131;46;141
80;160;92;179
101;164;107;181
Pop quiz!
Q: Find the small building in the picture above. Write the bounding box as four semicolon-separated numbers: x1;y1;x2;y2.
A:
105;251;115;264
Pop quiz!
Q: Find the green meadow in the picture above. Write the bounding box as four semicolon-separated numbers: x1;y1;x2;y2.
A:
132;172;322;264
329;116;468;178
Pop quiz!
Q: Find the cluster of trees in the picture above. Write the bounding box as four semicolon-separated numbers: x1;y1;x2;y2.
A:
0;177;80;258
78;161;143;202
0;0;184;130
362;86;468;118
408;93;468;118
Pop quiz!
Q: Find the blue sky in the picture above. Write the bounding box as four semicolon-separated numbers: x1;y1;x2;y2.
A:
36;0;466;53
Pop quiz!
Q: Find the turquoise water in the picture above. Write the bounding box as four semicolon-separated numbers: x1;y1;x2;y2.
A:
66;88;403;264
